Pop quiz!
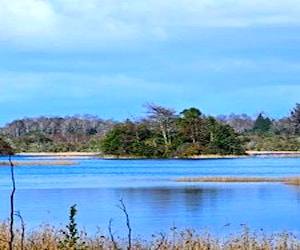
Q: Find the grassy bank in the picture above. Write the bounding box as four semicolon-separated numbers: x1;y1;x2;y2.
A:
0;222;299;250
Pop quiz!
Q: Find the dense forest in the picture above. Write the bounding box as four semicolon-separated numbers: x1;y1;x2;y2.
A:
1;103;300;157
0;115;114;153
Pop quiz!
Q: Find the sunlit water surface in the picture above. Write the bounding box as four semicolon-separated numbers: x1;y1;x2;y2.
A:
1;156;300;238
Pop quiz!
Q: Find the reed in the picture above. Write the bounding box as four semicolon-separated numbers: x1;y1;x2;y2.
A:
175;176;300;187
175;176;282;182
0;161;77;166
283;177;300;186
0;223;299;249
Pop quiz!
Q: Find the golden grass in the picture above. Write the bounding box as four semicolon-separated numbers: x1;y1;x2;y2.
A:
175;176;282;182
283;177;300;186
0;161;77;166
0;223;299;249
175;176;300;185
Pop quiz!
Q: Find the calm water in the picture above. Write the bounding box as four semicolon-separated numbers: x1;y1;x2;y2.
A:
1;156;300;238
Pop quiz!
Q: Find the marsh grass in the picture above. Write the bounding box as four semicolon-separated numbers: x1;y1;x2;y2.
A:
0;161;77;166
0;223;299;249
175;176;300;186
175;176;282;182
283;177;300;186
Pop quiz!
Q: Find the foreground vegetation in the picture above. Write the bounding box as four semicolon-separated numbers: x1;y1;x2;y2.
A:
1;221;300;250
2;103;300;157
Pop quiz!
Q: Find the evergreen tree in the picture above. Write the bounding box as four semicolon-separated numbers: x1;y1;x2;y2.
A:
290;103;300;135
179;107;203;144
207;117;245;155
253;113;272;135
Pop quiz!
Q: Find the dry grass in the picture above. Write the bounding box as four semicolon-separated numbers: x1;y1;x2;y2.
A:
0;161;77;166
283;177;300;186
175;176;282;183
175;176;300;186
0;223;299;249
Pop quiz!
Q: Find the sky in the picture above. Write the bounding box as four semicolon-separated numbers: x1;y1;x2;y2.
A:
1;0;300;126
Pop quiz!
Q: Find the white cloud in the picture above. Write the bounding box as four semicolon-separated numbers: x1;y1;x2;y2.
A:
0;0;300;50
0;0;56;38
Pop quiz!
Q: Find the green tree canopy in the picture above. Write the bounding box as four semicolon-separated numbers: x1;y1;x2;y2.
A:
101;105;245;158
290;103;300;135
206;117;245;155
0;137;14;155
178;107;206;144
253;113;272;135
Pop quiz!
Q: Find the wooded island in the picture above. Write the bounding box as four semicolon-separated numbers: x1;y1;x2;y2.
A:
1;103;300;158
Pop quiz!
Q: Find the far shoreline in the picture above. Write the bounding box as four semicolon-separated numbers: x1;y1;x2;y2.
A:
246;150;300;158
12;150;300;159
15;152;102;158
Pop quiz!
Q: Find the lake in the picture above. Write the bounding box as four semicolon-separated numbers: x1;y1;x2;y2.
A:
0;156;300;238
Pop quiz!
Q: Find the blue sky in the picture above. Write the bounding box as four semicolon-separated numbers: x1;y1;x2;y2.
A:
1;0;300;126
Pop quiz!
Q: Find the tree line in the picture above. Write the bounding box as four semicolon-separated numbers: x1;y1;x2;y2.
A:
0;115;114;153
1;103;300;157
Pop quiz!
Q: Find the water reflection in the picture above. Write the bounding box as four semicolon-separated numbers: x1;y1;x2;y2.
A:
116;186;220;214
109;184;300;236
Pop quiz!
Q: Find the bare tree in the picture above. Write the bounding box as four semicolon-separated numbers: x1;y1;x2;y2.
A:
145;103;177;147
217;113;254;134
117;199;132;250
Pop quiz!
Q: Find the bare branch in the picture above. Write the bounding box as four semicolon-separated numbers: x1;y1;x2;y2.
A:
15;211;25;250
108;219;119;250
8;156;16;250
117;199;132;250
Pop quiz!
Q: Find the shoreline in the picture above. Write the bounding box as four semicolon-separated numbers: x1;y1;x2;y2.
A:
15;152;102;158
12;150;300;159
246;150;300;158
